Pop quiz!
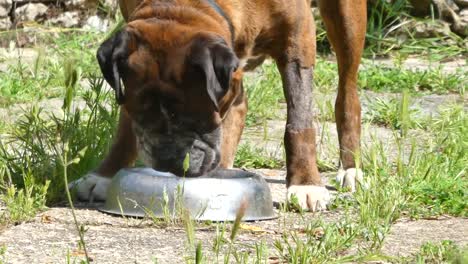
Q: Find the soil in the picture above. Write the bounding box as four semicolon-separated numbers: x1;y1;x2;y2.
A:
0;172;466;263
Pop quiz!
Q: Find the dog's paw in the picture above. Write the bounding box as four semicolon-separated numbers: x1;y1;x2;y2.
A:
287;185;331;212
68;172;111;202
336;168;367;192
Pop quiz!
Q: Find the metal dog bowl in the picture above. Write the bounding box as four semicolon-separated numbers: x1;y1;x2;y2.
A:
99;168;276;221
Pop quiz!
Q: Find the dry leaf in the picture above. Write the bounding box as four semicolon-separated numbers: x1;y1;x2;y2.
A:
268;256;281;264
70;249;86;257
41;214;52;223
239;223;274;234
310;227;325;239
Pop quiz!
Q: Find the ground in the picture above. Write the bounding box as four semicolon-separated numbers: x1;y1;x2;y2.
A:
0;176;466;263
0;25;467;263
0;171;466;263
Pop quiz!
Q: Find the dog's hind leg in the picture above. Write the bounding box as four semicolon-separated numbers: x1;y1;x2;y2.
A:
319;0;367;192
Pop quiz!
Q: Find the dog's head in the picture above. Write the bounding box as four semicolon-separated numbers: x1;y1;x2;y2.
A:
96;20;242;176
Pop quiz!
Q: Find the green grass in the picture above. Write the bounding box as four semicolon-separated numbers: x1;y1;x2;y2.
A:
0;28;106;106
359;63;466;95
314;58;466;95
243;63;284;126
234;143;284;169
403;105;467;218
411;240;468;263
363;94;424;130
0;170;49;224
0;74;118;206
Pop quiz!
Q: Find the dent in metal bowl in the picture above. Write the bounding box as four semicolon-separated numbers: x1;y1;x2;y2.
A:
99;168;276;221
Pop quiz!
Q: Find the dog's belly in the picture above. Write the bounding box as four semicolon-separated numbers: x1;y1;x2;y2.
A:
238;55;267;71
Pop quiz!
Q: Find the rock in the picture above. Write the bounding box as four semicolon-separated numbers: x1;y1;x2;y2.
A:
64;0;85;6
0;16;10;30
454;0;468;8
63;0;97;10
103;0;118;9
409;0;433;16
432;0;467;36
448;0;460;12
49;11;80;28
408;0;459;16
460;8;468;23
0;0;12;18
15;3;48;22
415;20;452;37
392;19;452;38
83;15;109;32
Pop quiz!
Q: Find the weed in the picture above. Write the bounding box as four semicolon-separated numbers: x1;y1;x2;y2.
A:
366;0;410;54
404;105;467;218
314;60;338;93
59;141;91;263
57;61;93;263
195;241;204;264
0;245;6;263
244;63;283;126
314;57;466;97
359;63;466;95
0;68;118;204
212;223;228;261
0;169;49;224
234;144;284;169
0;28;107;106
273;218;359;263
412;240;467;263
363;93;423;130
315;97;335;122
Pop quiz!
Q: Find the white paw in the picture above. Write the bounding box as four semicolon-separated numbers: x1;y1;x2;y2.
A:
287;185;331;212
68;172;112;202
336;168;367;192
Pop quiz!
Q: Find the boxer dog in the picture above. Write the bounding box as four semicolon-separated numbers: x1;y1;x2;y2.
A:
72;0;367;211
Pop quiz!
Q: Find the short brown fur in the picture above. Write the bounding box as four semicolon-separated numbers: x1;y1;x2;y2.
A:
96;0;366;194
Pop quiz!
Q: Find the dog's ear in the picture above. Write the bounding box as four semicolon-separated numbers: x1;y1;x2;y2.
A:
188;36;239;110
96;30;130;104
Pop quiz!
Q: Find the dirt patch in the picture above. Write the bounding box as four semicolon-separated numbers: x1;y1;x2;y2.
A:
382;217;468;257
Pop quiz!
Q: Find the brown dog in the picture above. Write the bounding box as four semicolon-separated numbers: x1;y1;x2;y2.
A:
72;0;367;211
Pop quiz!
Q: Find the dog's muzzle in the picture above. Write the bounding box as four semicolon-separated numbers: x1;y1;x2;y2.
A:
135;124;221;176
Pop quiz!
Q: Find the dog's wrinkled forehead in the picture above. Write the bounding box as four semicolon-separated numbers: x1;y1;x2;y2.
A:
125;21;197;81
96;19;239;111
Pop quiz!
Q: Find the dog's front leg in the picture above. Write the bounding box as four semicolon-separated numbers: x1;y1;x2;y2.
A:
69;109;138;201
277;61;330;211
